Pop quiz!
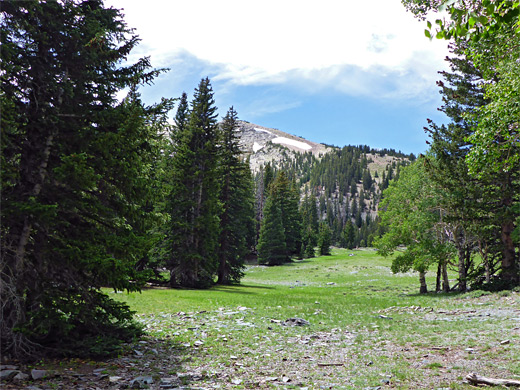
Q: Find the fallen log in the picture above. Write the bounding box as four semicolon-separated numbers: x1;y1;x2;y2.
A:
466;373;520;387
317;362;344;367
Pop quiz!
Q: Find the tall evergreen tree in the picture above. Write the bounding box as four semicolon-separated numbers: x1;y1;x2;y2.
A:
270;172;302;258
167;78;221;288
1;0;170;359
216;107;255;284
257;195;287;265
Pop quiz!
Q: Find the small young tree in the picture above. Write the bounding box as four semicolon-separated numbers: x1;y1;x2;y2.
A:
318;223;332;256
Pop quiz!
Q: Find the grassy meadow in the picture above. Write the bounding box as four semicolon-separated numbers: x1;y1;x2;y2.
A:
108;248;520;389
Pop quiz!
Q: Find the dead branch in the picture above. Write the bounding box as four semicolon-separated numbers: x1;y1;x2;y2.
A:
466;373;520;387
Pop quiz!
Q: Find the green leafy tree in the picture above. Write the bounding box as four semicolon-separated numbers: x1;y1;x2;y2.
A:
167;78;221;288
375;160;453;293
403;0;520;287
216;107;255;284
1;0;170;359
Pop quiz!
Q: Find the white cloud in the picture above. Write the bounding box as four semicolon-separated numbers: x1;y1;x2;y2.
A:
107;0;449;101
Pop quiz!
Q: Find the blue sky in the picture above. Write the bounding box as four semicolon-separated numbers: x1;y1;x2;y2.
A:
107;0;450;155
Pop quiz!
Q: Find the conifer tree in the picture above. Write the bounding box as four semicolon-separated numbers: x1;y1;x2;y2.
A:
270;172;302;258
167;78;221;288
1;0;170;359
216;107;255;284
343;220;356;249
318;223;332;256
257;195;287;265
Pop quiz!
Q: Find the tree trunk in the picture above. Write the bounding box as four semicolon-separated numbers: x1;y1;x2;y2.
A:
442;261;450;293
15;132;55;273
454;227;467;291
435;262;442;292
419;271;428;294
499;173;518;286
500;219;518;285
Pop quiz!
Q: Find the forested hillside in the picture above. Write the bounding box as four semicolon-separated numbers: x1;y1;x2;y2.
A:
249;138;414;250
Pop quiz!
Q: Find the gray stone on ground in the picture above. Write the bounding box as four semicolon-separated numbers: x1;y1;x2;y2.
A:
0;370;19;381
14;372;30;381
30;369;47;380
0;365;18;370
131;375;154;388
282;318;310;326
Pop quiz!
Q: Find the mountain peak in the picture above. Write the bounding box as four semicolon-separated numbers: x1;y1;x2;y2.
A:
236;120;331;171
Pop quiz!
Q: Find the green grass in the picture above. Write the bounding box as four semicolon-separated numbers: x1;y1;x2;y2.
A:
108;248;519;389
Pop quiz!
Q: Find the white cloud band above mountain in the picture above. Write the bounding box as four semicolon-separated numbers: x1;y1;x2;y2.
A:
109;0;449;101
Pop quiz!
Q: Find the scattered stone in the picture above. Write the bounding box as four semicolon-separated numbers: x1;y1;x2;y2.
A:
0;370;19;381
231;378;242;384
0;365;18;370
326;282;336;285
13;372;30;381
30;369;48;380
465;348;475;353
131;375;153;388
109;376;123;383
378;315;393;319
282;318;310;326
193;340;204;347
500;339;511;345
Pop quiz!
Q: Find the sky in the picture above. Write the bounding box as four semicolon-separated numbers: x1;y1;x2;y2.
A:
106;0;450;155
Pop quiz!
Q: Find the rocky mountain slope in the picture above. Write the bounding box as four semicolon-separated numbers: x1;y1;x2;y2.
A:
235;120;331;171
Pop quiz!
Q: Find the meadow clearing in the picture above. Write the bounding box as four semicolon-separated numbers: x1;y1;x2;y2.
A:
9;248;519;389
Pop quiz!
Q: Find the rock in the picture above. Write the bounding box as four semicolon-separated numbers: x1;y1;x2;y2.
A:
93;368;106;376
0;365;18;370
326;282;336;285
282;318;310;326
109;376;123;383
13;372;30;381
0;370;19;381
30;369;48;380
131;375;153;388
500;339;511;345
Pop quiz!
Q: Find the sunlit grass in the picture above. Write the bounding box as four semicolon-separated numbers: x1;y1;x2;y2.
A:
109;248;519;389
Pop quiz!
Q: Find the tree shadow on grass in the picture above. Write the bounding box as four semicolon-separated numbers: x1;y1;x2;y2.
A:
405;291;466;299
210;284;275;294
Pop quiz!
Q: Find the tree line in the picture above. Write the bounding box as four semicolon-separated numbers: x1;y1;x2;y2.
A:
375;0;519;292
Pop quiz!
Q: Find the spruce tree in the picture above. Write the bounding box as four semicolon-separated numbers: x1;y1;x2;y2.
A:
318;223;332;256
343;220;356;249
257;195;287;265
271;172;302;259
167;78;221;288
216;107;255;284
1;0;170;359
